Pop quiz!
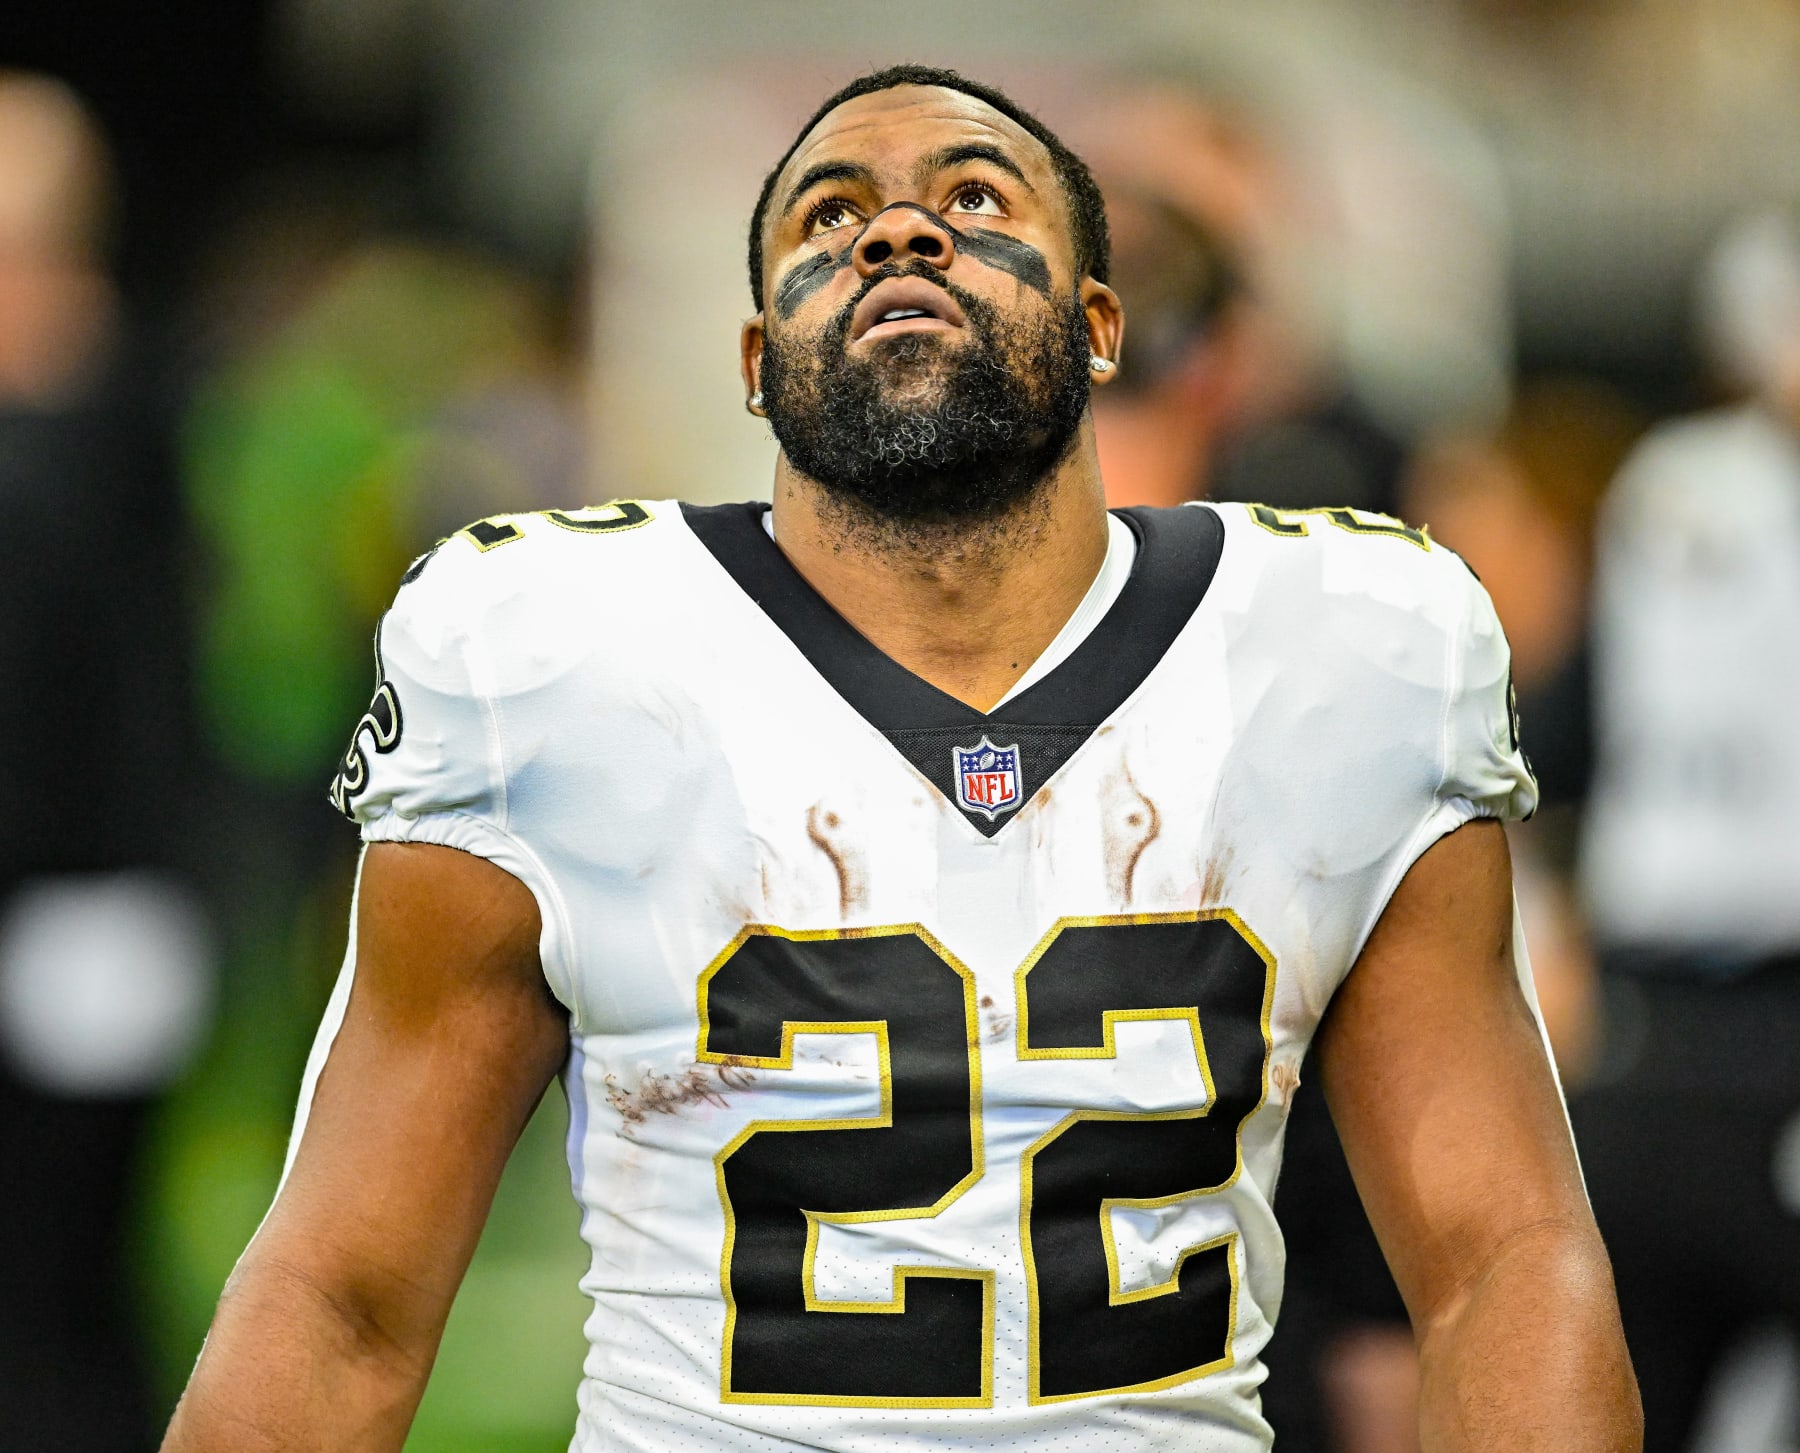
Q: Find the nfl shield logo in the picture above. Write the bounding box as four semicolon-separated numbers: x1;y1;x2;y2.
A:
952;736;1024;821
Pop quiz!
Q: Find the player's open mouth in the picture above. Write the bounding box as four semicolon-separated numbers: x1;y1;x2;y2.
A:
849;277;966;343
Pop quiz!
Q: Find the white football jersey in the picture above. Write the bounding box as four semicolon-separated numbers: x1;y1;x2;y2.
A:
319;498;1535;1452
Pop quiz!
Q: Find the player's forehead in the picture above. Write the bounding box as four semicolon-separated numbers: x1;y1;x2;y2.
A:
775;85;1055;205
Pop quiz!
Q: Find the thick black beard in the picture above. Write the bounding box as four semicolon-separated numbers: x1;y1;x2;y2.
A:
758;264;1093;524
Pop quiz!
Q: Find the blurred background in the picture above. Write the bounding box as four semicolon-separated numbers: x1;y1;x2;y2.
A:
1;1;1797;1449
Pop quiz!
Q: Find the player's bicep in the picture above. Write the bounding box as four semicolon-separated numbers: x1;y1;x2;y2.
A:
253;842;567;1354
1316;820;1591;1331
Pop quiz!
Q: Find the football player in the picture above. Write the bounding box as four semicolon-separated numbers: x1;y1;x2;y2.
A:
163;66;1640;1452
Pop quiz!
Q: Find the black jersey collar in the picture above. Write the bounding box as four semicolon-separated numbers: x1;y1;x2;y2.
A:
680;499;1224;833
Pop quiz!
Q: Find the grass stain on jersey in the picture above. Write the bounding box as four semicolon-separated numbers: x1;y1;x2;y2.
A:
1199;844;1239;909
604;1060;757;1140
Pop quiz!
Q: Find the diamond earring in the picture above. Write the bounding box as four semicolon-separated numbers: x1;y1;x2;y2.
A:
1089;356;1114;374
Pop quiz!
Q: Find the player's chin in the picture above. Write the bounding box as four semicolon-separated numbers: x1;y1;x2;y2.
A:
854;324;972;367
862;338;970;399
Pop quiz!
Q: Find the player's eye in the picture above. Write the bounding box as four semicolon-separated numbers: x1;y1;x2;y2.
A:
803;198;861;237
947;182;1005;218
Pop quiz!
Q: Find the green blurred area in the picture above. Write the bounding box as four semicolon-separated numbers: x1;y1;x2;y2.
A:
142;238;592;1447
186;243;558;787
141;925;590;1450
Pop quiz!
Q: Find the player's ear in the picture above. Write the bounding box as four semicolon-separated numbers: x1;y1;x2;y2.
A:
741;314;767;416
1080;278;1124;385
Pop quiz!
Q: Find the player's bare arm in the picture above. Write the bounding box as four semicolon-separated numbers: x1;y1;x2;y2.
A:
1320;819;1642;1451
162;843;563;1452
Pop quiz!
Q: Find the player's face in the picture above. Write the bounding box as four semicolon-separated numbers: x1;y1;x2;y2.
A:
746;86;1108;521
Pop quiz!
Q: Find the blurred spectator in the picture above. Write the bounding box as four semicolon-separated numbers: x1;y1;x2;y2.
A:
1086;178;1255;508
0;71;210;1451
1575;207;1800;1453
1070;82;1302;509
1069;73;1505;520
1070;79;1408;516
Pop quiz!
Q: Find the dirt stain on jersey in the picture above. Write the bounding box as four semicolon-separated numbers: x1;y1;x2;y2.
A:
1100;762;1161;904
807;802;868;918
1269;1060;1301;1108
977;993;1013;1044
1199;844;1238;907
1028;786;1056;852
605;1058;757;1140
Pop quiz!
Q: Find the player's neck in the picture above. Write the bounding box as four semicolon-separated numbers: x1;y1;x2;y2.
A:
769;423;1111;713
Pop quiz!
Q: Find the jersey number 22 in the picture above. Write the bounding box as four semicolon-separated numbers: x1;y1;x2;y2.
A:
697;912;1274;1407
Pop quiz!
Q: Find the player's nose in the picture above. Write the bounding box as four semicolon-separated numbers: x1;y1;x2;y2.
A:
852;204;956;276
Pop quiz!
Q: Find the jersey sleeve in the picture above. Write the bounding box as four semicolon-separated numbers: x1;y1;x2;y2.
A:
1430;560;1538;832
329;558;505;844
325;542;575;1006
1340;549;1539;975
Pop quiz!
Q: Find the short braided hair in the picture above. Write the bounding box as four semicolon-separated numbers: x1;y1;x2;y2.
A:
746;65;1110;311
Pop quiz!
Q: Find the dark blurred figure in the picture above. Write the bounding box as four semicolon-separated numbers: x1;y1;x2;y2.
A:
1073;80;1408;520
1576;209;1800;1453
0;73;208;1451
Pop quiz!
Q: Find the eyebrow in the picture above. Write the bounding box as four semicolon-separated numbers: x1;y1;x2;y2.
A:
781;160;878;219
780;142;1040;222
915;142;1036;194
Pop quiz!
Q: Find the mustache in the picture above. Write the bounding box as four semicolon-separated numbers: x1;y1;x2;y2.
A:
824;260;991;343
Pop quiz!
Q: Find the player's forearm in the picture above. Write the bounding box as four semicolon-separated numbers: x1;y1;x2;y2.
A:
1415;1220;1640;1452
162;1246;437;1452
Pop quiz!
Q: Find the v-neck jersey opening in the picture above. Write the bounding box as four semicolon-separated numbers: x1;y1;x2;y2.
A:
756;508;1137;715
990;512;1136;710
678;500;1225;736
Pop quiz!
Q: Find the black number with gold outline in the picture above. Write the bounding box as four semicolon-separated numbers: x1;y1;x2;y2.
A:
1248;502;1429;549
544;500;651;533
401;500;655;583
698;925;991;1407
695;913;1274;1407
1017;912;1274;1402
459;499;653;551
